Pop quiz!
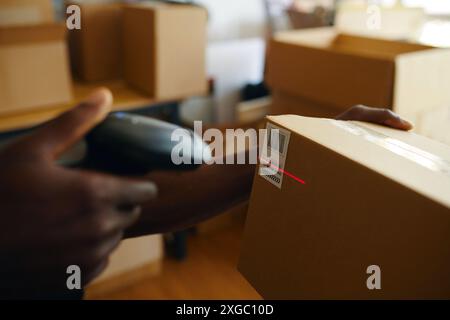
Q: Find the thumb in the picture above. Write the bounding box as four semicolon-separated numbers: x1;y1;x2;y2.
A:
21;88;112;159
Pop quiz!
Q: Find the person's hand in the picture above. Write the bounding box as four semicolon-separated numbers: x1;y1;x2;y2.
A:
336;105;413;131
0;88;157;297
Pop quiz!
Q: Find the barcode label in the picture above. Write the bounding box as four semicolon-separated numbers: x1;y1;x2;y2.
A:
259;123;291;189
268;129;287;154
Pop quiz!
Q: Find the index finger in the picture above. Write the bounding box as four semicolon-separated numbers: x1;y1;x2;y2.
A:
336;105;413;131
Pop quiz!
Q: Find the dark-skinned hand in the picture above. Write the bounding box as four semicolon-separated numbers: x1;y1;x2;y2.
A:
336;104;413;130
0;89;157;298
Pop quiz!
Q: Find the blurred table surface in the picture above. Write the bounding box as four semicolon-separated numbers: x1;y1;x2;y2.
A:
0;80;176;133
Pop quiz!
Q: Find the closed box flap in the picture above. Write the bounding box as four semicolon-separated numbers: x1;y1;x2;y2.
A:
0;23;66;46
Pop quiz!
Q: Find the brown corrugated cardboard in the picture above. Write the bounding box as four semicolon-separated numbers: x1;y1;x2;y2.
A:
239;115;450;299
266;28;450;127
68;1;123;82
123;2;207;100
0;0;54;27
0;23;72;114
270;90;338;118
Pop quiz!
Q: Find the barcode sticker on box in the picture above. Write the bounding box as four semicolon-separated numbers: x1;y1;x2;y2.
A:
259;123;291;189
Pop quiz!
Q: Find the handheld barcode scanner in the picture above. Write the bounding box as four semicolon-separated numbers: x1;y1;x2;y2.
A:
84;113;211;175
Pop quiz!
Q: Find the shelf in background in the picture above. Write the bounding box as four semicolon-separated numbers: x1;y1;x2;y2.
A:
0;80;176;133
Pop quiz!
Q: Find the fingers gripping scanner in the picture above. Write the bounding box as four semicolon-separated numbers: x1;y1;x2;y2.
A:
85;113;212;174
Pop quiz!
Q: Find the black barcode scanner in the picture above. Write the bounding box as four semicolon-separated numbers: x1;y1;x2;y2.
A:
84;112;211;175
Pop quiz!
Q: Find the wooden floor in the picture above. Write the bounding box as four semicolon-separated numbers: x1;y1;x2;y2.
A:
86;223;261;300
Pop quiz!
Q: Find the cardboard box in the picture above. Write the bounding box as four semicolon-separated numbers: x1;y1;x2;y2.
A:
266;27;450;126
0;0;54;27
270;90;338;118
0;23;72;114
123;2;207;100
68;1;123;82
239;115;450;299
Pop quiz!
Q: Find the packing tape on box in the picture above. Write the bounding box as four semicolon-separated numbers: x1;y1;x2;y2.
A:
334;121;450;175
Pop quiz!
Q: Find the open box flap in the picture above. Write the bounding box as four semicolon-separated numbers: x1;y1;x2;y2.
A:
268;27;441;111
267;38;396;110
274;27;432;59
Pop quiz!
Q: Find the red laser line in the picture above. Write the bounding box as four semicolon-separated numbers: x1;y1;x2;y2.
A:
260;158;306;185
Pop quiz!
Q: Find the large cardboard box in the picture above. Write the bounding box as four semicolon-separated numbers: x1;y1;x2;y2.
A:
0;23;72;114
0;0;54;27
68;1;123;82
239;115;450;299
266;28;450;128
123;2;207;100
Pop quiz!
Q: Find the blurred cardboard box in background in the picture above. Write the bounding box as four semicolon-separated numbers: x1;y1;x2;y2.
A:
0;23;72;114
266;27;450;136
270;91;337;118
68;1;123;82
0;0;54;27
239;115;450;299
123;2;207;100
